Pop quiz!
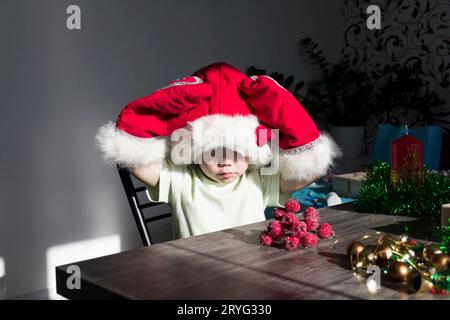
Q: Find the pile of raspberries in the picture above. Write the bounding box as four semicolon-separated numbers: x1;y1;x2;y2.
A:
259;198;335;250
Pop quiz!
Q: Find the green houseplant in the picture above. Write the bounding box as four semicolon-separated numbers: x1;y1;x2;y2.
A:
298;37;377;127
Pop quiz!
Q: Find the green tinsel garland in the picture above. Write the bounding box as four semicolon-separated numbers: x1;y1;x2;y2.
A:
354;160;450;219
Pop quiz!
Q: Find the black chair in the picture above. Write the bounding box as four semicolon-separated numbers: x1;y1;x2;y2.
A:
116;165;172;246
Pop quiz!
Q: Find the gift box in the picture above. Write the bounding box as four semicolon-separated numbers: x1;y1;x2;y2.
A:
331;171;367;197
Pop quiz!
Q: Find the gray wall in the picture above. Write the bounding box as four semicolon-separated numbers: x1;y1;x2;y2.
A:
0;0;341;298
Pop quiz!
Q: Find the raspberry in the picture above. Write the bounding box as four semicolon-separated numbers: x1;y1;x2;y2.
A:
317;223;334;239
305;218;319;231
283;236;300;251
259;231;273;246
284;198;300;213
260;205;334;251
290;220;307;238
300;233;318;248
304;207;320;221
281;212;297;227
273;207;286;220
267;220;283;238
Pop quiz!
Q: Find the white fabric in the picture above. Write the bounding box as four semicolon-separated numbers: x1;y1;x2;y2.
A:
146;160;291;239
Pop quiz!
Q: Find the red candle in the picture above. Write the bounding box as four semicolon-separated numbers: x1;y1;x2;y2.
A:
390;126;423;186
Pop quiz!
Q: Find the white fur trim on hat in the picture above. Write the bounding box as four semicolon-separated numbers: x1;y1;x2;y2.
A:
95;121;167;168
278;132;342;181
170;114;272;166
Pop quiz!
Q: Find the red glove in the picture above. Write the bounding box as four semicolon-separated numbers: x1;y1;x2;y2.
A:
117;76;212;138
239;75;320;150
239;75;342;181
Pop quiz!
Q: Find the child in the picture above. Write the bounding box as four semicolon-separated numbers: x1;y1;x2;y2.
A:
96;62;341;239
130;147;319;238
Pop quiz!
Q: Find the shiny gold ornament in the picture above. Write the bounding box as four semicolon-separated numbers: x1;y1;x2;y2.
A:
422;244;442;261
406;271;434;293
344;232;449;293
387;261;411;282
347;241;365;269
430;254;449;272
375;244;393;267
377;235;388;245
377;235;397;249
357;245;378;266
347;241;364;257
406;270;421;293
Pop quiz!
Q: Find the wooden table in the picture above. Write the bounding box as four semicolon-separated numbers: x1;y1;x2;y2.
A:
56;203;449;300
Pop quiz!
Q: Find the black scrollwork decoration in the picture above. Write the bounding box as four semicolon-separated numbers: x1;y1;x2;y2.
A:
342;0;450;133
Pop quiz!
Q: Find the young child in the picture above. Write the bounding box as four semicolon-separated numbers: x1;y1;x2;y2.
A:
130;147;317;239
96;62;341;239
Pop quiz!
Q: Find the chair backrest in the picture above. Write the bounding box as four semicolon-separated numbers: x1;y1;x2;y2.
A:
116;165;172;246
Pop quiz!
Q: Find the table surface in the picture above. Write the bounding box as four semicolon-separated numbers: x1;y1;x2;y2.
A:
56;202;449;300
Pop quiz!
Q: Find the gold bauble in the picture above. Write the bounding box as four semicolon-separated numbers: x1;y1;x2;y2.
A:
347;241;364;257
377;235;389;245
430;254;449;272
375;244;393;267
406;271;433;293
347;241;365;269
358;245;378;265
387;261;411;282
406;270;421;293
422;244;442;261
377;235;397;250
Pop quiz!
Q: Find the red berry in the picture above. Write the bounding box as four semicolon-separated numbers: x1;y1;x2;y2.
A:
290;220;307;238
273;208;286;220
300;233;318;248
284;198;301;213
317;223;333;239
304;207;320;221
281;212;297;227
305;219;319;231
283;236;300;251
260;231;273;246
267;220;283;237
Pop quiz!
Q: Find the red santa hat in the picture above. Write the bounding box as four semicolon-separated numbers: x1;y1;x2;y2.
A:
96;62;342;181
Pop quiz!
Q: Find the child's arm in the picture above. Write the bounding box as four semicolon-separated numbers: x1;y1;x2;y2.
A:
129;163;161;187
280;175;321;194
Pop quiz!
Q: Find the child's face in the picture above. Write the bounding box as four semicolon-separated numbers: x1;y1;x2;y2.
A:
199;148;249;184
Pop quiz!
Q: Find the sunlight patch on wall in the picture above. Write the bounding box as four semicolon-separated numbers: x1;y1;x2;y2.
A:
0;257;5;279
46;234;121;300
0;256;6;299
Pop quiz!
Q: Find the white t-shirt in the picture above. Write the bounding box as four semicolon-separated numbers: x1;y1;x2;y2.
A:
146;160;291;239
